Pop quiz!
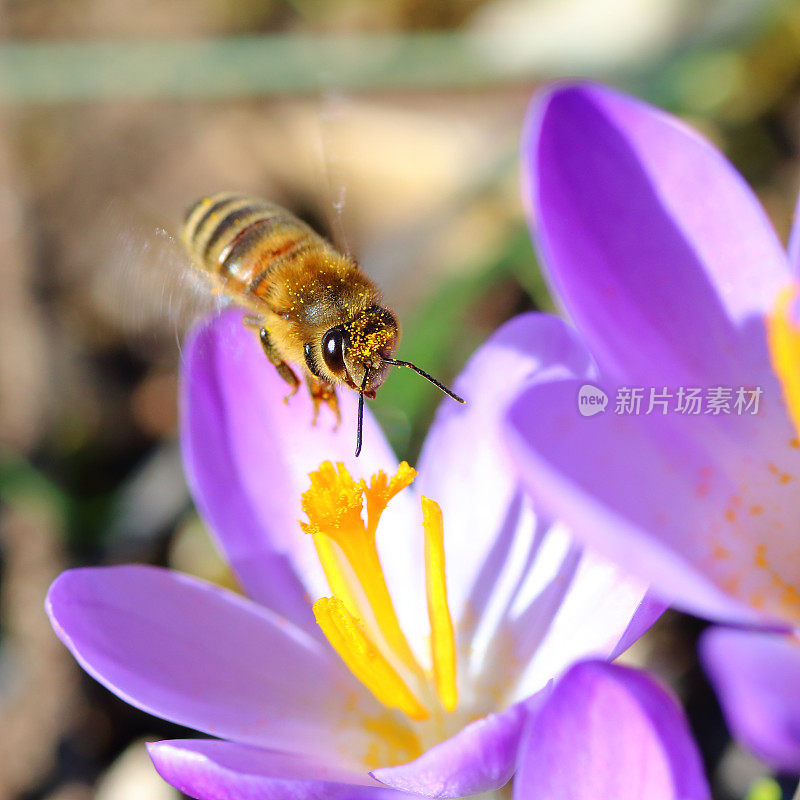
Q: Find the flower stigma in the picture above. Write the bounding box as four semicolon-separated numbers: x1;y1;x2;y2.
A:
302;461;458;725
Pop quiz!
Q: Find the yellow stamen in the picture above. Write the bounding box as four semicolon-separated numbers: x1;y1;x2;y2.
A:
365;463;418;535
767;283;800;436
301;462;366;538
302;462;422;675
313;597;429;721
311;535;362;619
300;462;365;619
303;461;462;722
422;497;458;712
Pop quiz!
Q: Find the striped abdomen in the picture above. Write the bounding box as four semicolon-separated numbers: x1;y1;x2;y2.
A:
181;192;333;303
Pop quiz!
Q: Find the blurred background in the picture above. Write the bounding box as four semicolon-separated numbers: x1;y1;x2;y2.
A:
1;1;800;798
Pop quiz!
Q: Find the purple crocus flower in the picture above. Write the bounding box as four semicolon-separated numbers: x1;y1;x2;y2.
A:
47;308;653;799
516;660;710;800
506;81;800;772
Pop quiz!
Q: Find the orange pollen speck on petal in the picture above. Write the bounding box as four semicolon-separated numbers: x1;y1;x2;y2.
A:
783;585;800;608
711;543;731;560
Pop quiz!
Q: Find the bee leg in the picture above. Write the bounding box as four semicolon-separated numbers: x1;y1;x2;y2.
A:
243;318;300;402
275;362;301;403
306;376;340;429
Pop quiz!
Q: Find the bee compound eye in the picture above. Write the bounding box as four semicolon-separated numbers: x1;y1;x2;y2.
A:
322;328;346;374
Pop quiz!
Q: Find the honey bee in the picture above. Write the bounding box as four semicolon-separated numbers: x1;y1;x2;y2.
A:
182;192;464;455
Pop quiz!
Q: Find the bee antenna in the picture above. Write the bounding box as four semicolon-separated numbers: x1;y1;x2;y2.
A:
382;358;465;404
355;370;368;458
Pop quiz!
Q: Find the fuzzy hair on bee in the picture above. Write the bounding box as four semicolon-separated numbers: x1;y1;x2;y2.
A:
182;192;464;455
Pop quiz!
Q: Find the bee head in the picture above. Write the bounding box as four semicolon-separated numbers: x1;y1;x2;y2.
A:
321;304;400;395
317;303;463;458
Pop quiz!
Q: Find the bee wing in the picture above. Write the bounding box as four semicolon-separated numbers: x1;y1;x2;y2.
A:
92;206;229;353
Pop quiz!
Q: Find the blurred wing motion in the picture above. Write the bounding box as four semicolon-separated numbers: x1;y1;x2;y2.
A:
91;203;229;352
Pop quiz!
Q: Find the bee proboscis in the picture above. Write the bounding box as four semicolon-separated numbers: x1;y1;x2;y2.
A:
182;192;464;455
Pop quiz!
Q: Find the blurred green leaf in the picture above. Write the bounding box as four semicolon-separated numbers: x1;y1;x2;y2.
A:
0;2;784;105
0;449;115;550
0;33;545;103
0;449;68;511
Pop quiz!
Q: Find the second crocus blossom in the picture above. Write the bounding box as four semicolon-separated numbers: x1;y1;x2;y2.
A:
47;308;650;799
516;660;710;800
507;81;800;770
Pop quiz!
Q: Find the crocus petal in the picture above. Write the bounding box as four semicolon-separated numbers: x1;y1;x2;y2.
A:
701;627;800;773
516;660;710;800
609;594;668;661
506;378;775;626
413;313;647;701
47;565;384;769
416;312;593;628
181;309;415;627
788;186;800;271
506;519;653;705
371;701;529;798
523;82;790;387
148;740;397;800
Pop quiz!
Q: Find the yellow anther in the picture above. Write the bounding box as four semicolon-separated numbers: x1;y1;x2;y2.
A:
767;283;800;437
302;462;423;676
365;462;418;535
300;462;366;544
303;462;461;721
313;597;429;721
422;497;458;713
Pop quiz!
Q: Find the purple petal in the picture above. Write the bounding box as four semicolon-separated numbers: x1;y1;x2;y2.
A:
413;314;647;700
522;82;790;387
609;594;668;661
505;378;776;627
516;660;710;800
46;566;383;767
788;186;800;271
371;701;529;798
505;527;652;705
701;627;800;773
181;309;411;628
148;740;397;800
416;312;593;630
